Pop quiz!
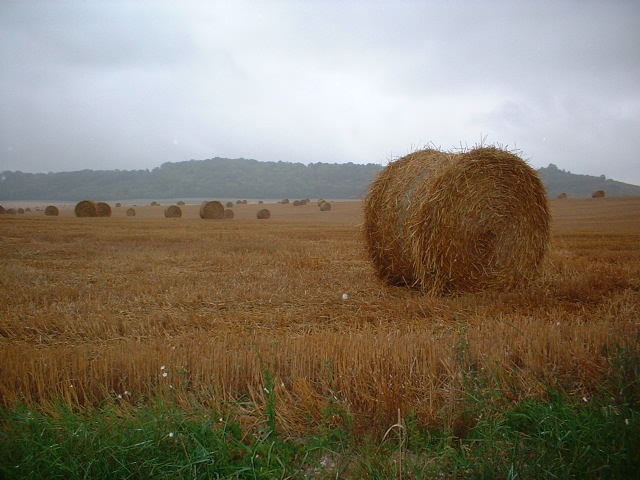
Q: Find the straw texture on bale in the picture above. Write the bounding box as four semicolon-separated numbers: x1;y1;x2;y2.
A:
164;205;182;218
75;200;97;217
592;190;605;198
363;146;551;294
96;202;112;217
224;209;235;219
44;205;59;216
257;208;271;219
126;208;136;217
199;201;225;219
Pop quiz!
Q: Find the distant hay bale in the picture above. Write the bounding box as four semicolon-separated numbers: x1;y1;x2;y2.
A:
363;146;551;294
164;205;182;218
151;201;160;206
293;200;302;206
6;208;17;214
25;207;31;212
0;205;4;214
75;200;97;217
199;200;225;219
17;208;25;214
115;202;122;207
281;198;289;204
95;202;112;217
557;193;567;199
258;200;264;204
236;200;242;205
319;201;331;211
257;208;271;219
226;201;234;208
126;208;136;216
177;200;185;206
242;199;248;204
45;205;59;216
224;209;235;219
592;190;605;198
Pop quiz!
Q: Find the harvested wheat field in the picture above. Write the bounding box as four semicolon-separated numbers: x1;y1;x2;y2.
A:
0;197;639;439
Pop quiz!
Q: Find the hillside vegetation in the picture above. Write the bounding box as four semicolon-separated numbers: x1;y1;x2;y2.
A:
1;157;639;202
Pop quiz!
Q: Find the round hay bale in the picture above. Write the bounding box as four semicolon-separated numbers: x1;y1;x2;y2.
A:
282;198;290;204
17;208;25;214
236;200;242;205
151;201;160;206
45;205;59;216
95;202;112;217
199;200;225;219
164;205;182;218
226;201;234;208
6;208;17;214
126;208;136;217
115;202;122;207
0;205;5;214
319;201;331;211
592;190;605;198
177;200;185;206
25;207;31;212
292;200;302;206
257;208;271;219
557;193;567;199
75;200;97;217
224;208;235;219
363;146;551;294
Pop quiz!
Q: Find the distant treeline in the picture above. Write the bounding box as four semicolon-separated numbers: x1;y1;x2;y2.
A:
1;157;638;202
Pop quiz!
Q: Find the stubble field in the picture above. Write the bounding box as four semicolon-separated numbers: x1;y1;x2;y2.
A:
0;196;639;476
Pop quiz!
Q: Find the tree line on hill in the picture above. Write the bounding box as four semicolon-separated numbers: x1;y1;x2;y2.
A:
1;157;638;202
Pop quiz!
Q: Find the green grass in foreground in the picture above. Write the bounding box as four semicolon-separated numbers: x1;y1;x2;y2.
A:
0;391;637;479
1;347;638;479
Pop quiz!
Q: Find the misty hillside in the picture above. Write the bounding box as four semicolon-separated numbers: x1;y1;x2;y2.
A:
1;158;639;202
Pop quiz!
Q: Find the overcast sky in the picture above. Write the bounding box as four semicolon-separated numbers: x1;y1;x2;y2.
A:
1;1;639;184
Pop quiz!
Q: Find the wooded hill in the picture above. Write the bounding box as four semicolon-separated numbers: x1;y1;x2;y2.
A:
1;157;638;202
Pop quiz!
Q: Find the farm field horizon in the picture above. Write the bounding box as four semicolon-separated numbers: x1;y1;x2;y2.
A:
1;196;639;477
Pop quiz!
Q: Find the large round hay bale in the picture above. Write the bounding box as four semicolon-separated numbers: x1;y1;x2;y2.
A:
164;205;182;218
199;200;225;219
363;146;551;294
224;208;234;219
45;205;59;216
75;200;97;217
257;208;271;219
591;190;605;198
95;202;112;217
319;201;331;211
126;208;136;217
